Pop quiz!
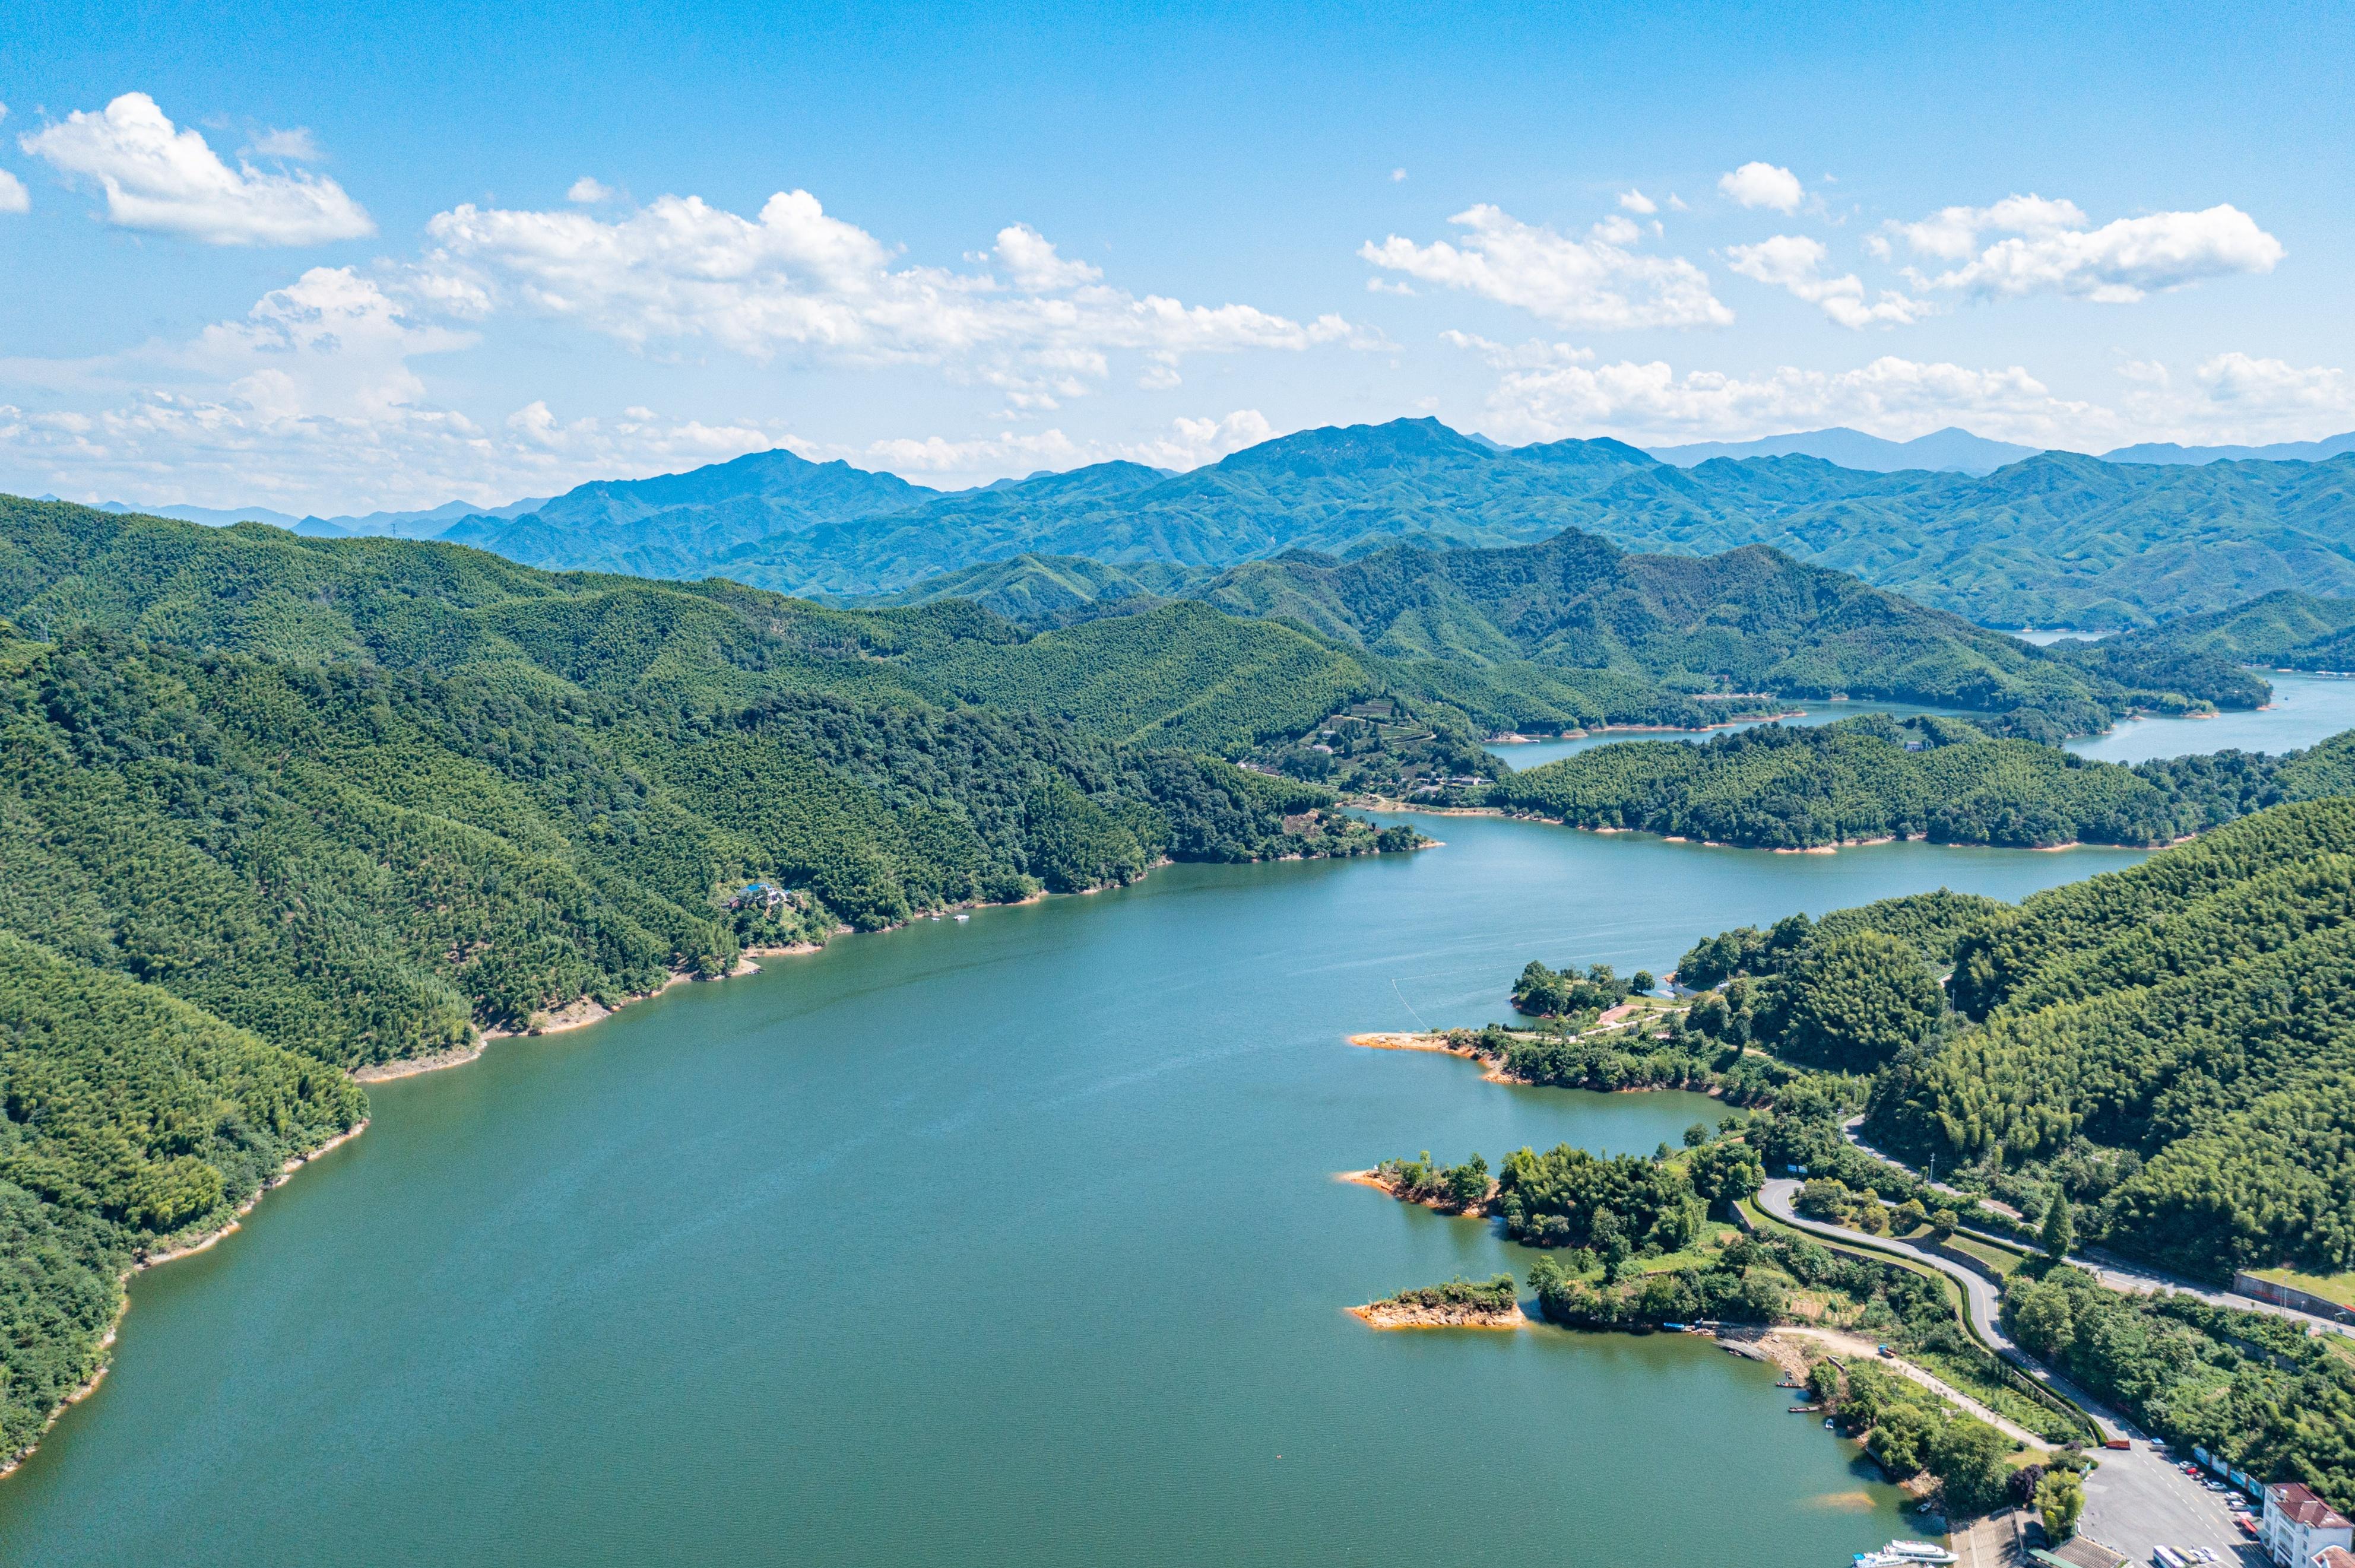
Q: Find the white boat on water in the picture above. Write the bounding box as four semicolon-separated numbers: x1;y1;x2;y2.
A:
1853;1543;1955;1567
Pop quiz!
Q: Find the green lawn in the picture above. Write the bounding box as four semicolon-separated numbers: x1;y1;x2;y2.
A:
2245;1267;2355;1310
1932;1231;2030;1280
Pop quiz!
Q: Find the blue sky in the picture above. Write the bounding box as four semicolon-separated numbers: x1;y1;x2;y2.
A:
2;0;2350;513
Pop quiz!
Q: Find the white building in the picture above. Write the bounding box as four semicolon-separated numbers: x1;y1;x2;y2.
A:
2262;1482;2352;1566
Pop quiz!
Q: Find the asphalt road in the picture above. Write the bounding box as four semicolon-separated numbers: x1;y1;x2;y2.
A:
1840;1117;2355;1341
1754;1178;2254;1557
1757;1179;2033;1381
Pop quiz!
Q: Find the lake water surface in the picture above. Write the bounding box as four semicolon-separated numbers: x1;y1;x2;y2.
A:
1488;670;2355;772
0;815;2151;1567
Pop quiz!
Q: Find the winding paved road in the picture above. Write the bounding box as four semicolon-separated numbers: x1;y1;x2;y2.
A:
1757;1178;2125;1439
1757;1178;2260;1558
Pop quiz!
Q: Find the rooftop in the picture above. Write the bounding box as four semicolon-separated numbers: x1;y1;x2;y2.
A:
2273;1483;2353;1530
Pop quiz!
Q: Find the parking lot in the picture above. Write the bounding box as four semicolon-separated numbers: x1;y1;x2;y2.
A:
2080;1445;2264;1566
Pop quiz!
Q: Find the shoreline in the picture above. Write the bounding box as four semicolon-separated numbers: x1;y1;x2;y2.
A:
1483;711;1807;746
1347;1299;1527;1330
1345;1027;1718;1097
1355;801;2177;855
3;840;1431;1477
1;1116;374;1480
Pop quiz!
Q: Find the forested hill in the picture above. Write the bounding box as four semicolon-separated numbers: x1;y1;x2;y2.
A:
2071;591;2355;674
0;494;2251;751
1676;797;2355;1282
404;417;2355;625
871;531;2259;739
1849;798;2355;1281
1484;713;2355;849
0;496;1431;1465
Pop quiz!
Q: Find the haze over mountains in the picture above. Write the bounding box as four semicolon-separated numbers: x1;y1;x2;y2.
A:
36;417;2355;630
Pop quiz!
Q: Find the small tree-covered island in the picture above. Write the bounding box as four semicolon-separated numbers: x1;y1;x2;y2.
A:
1350;797;2355;1529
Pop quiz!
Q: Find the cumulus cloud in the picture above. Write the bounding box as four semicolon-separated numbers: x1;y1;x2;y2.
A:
566;176;614;204
2195;351;2348;414
1886;195;2281;303
19;92;373;245
1359;204;1732;330
1723;234;1929;328
991;223;1102;290
2103;351;2355;446
1718;161;1804;213
0;170;25;215
1879;194;2087;261
417;189;1359;414
1453;339;2103;446
1618;189;1658;215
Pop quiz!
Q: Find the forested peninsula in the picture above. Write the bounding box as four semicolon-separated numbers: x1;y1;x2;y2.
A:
1481;712;2355;849
1358;824;2355;1515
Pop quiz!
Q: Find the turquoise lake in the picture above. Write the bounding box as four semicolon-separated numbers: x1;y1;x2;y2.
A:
0;809;2151;1566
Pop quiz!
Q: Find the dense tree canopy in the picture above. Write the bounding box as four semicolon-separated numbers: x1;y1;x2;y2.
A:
1486;713;2352;850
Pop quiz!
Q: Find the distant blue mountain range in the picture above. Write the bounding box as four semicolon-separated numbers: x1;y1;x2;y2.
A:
1645;424;2355;473
45;415;2355;628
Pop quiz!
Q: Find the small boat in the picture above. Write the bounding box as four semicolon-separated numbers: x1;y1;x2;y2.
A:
1853;1545;1956;1567
954;914;970;923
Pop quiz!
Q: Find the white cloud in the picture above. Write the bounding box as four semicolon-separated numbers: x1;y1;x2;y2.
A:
2110;352;2355;445
1590;214;1643;245
0;267;804;512
1390;168;1407;182
855;409;1274;481
1893;197;2281;304
1439;331;1595;369
1723;234;1929;329
1885;194;2087;261
0;170;26;215
991;223;1101;290
418;189;1358;414
19;93;373;246
1617;189;1657;215
2195;352;2346;413
566;176;614;204
1359;203;1732;329
1460;344;2102;446
1718;161;1804;213
1133;409;1275;468
245;126;322;161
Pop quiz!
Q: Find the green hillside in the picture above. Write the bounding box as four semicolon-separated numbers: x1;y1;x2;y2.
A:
0;495;1433;1469
850;553;1206;627
1840;798;2355;1279
1485;714;2348;849
2079;590;2355;673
